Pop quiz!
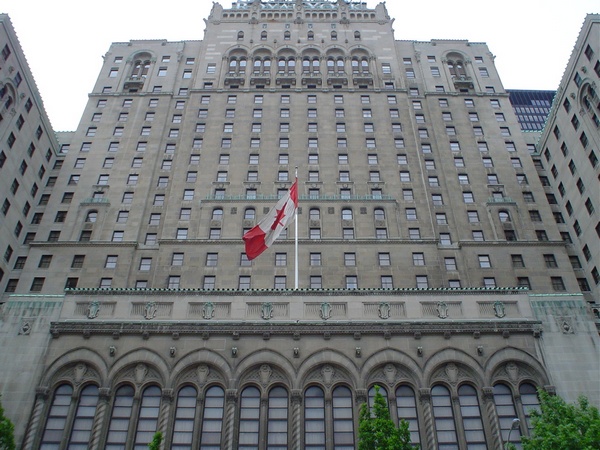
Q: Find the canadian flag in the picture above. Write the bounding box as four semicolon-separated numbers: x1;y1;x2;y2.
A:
243;180;298;260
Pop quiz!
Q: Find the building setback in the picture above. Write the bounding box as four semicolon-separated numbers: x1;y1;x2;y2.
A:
0;3;598;450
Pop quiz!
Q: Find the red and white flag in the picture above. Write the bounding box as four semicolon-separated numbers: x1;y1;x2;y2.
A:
243;180;298;260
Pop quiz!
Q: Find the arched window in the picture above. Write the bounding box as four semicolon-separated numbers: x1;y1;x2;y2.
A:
253;59;262;74
374;208;385;221
332;386;354;449
237;31;244;40
85;210;98;223
239;58;247;74
244;208;255;220
131;57;151;79
261;31;267;41
354;31;361;40
431;385;458;448
396;385;420;445
267;387;289;449
40;384;74;447
171;386;197;449
229;59;238;73
133;385;161;448
200;386;225;449
303;58;311;72
278;59;286;73
342;208;353;221
447;54;467;78
212;208;223;221
309;208;320;220
238;386;261;449
499;210;511;223
106;385;135;449
304;386;325;449
287;58;296;73
331;31;337;40
312;58;320;73
519;383;540;433
352;59;359;74
368;385;388;412
308;31;314;40
493;383;522;447
361;59;369;73
68;384;99;447
327;59;335;73
458;384;485;447
284;31;291;40
336;58;344;73
263;59;271;73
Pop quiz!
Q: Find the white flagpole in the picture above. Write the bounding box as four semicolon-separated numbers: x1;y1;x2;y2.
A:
294;167;299;289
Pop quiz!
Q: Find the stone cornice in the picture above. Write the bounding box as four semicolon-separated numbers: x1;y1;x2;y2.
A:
30;241;138;248
50;319;542;339
65;286;528;296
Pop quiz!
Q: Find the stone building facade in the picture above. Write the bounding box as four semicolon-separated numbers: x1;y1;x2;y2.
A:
0;2;598;450
534;14;600;304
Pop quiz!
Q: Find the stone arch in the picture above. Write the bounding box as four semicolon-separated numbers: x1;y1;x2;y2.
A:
0;81;18;109
296;348;360;390
168;348;232;388
423;347;485;389
234;349;295;393
485;347;549;388
443;51;469;78
126;51;155;80
41;347;108;389
107;348;168;391
360;348;423;390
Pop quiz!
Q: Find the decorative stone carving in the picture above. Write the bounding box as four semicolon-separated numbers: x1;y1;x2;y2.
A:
560;318;574;334
135;363;148;384
384;364;397;385
291;389;303;405
87;301;100;319
144;302;157;320
18;320;32;335
436;301;449;319
259;365;272;385
378;302;391;319
320;302;332;320
445;363;459;384
355;389;367;404
321;365;335;386
196;364;210;385
493;300;506;318
506;362;519;382
74;363;88;384
202;302;215;319
261;302;274;320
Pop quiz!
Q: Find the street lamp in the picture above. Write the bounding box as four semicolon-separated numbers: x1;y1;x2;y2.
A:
504;418;521;449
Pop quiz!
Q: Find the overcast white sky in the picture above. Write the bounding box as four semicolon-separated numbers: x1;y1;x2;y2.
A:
3;0;598;131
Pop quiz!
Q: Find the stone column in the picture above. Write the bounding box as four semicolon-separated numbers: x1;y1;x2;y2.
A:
158;389;174;448
482;387;502;450
89;387;111;450
21;386;49;450
223;389;238;450
290;390;303;450
419;388;435;450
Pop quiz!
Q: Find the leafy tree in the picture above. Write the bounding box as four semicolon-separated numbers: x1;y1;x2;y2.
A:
521;390;600;450
147;431;163;450
0;396;15;450
358;385;417;450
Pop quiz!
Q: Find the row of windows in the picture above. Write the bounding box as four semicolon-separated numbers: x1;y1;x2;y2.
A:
94;93;504;111
0;270;575;293
38;380;539;449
